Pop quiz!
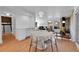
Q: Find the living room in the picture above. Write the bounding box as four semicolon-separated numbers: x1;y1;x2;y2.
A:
0;6;78;52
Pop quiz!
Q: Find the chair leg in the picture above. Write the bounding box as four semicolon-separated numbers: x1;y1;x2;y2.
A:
55;39;58;52
3;25;5;34
29;38;32;52
51;40;53;52
10;25;12;32
35;37;38;52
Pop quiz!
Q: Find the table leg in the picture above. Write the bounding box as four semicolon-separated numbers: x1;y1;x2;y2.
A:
51;40;53;52
55;39;58;52
35;37;38;52
29;38;32;52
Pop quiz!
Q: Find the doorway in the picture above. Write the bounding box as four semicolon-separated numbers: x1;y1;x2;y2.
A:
1;16;12;34
1;16;12;43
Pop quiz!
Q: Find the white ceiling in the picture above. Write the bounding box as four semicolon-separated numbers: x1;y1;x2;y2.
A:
0;6;74;17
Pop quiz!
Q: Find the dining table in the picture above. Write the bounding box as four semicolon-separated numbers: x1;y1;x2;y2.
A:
29;30;58;52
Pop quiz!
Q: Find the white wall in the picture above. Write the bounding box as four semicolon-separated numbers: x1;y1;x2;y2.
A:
15;15;35;40
70;7;78;42
74;7;79;44
0;16;3;44
70;13;76;41
15;15;35;29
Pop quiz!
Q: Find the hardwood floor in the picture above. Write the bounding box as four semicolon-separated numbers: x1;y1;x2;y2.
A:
1;33;31;52
57;39;78;52
0;33;78;52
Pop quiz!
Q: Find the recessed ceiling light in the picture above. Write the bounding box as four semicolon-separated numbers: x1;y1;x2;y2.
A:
6;13;10;16
3;12;10;16
62;21;65;23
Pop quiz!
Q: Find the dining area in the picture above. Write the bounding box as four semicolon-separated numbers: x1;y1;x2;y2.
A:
29;30;54;52
29;29;73;52
28;16;71;52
